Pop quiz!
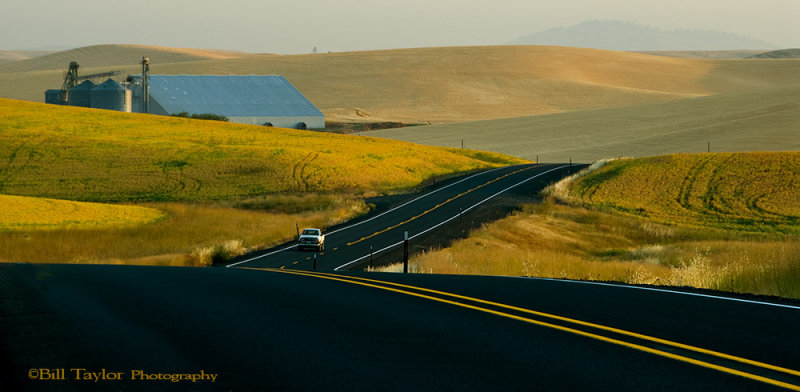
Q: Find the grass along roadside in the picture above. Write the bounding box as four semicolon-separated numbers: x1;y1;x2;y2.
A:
0;194;367;266
381;152;800;300
396;201;800;299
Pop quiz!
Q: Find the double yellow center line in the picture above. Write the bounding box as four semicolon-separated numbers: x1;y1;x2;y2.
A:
347;166;535;246
247;267;800;391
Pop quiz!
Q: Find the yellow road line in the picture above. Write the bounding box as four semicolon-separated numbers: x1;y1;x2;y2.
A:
301;270;800;379
346;166;534;246
249;267;800;391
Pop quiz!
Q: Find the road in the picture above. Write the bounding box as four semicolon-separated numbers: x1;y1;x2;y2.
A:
3;163;800;391
228;163;583;271
2;263;799;391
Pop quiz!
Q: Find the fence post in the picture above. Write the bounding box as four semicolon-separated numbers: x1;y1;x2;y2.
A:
403;231;409;274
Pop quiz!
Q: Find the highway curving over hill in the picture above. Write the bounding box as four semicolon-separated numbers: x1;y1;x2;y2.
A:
2;164;800;391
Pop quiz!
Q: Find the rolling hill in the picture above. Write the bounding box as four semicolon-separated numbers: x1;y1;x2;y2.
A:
565;153;800;233
0;44;250;73
1;44;797;126
0;98;523;202
369;85;800;162
0;50;54;64
749;49;800;59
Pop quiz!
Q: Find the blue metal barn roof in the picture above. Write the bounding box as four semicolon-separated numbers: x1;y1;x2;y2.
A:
147;75;323;117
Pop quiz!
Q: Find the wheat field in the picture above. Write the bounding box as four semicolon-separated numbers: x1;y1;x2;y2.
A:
565;152;800;233
0;97;523;265
371;84;800;162
0;194;165;231
0;98;523;202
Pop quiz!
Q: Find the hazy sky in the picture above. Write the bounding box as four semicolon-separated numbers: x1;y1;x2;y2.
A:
2;0;798;53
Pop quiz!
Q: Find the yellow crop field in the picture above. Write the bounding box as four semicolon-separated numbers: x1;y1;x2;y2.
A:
0;98;524;203
0;97;523;265
0;194;165;231
566;152;800;233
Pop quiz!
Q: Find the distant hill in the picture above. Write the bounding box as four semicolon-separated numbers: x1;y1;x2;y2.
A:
0;50;54;64
0;44;797;125
509;21;777;51
749;49;800;59
0;44;250;73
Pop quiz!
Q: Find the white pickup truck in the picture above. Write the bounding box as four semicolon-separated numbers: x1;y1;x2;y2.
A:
298;228;325;252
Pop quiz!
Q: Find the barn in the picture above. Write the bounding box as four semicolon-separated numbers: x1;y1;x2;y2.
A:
141;75;325;129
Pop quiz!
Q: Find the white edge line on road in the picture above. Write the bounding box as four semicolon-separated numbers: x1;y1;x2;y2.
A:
334;165;570;271
226;165;514;268
519;277;800;311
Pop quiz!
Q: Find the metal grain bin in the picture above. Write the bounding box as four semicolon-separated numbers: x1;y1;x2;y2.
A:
90;79;131;112
67;80;94;108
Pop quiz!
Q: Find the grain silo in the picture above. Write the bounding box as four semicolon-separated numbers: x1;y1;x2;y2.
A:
68;80;94;108
90;79;131;112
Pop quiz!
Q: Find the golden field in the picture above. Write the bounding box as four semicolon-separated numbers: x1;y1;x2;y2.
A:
387;153;800;299
561;153;800;233
0;194;165;231
0;98;523;202
0;98;523;265
2;44;797;125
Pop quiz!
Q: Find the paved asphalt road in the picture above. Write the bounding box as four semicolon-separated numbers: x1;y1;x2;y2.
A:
228;163;582;271
2;264;799;391
2;164;800;391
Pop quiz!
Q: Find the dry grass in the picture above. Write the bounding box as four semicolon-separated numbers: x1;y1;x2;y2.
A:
388;201;800;299
381;153;800;299
0;197;367;266
0;194;165;231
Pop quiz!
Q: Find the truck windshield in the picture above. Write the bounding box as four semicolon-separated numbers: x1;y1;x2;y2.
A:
302;229;319;235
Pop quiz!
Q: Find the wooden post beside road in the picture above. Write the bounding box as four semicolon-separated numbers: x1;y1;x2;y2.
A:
370;246;373;269
403;231;409;274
